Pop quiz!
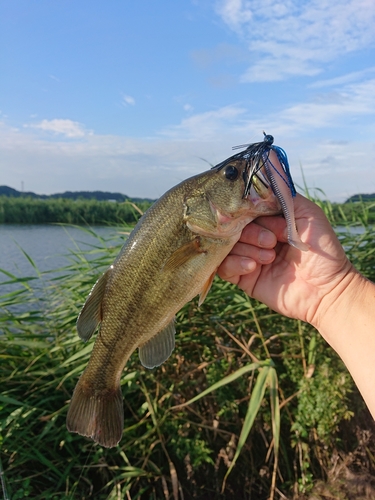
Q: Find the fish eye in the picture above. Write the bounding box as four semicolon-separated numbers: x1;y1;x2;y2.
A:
224;164;239;181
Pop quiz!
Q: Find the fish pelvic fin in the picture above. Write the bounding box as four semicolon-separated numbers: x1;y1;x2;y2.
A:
66;377;124;448
77;267;112;341
139;318;176;369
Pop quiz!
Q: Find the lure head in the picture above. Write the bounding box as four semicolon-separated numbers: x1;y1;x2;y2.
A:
262;132;274;147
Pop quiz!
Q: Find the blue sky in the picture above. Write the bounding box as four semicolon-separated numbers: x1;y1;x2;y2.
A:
1;0;374;201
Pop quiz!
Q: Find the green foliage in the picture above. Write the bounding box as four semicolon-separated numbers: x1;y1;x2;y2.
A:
0;196;152;225
293;362;353;444
309;197;375;227
1;198;375;499
308;194;375;283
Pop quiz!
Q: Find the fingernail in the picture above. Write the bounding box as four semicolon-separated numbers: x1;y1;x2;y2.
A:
259;229;275;247
240;258;256;272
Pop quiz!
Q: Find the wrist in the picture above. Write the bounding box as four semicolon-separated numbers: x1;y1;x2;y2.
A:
311;268;375;419
313;266;372;345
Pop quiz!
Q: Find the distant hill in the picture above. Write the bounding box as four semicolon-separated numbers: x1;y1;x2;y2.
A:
345;193;375;203
0;185;155;203
0;185;40;198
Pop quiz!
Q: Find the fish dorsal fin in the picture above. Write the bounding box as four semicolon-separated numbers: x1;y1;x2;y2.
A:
198;270;216;307
76;267;112;341
138;318;176;369
163;237;206;272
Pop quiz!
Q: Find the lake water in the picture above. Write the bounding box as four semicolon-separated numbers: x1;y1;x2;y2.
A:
0;224;125;275
0;224;128;311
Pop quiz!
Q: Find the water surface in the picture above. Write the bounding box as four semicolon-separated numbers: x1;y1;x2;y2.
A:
0;224;124;275
0;224;127;311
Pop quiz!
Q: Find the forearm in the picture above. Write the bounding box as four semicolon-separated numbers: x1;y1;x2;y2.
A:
315;269;375;419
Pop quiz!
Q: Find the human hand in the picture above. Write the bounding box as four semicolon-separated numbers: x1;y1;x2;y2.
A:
217;194;356;330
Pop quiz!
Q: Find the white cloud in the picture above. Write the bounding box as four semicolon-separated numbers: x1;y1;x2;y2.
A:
1;71;375;203
216;0;253;30
1;120;374;203
122;94;136;106
161;76;375;143
160;105;247;140
309;67;375;88
215;0;375;81
268;78;375;134
27;119;87;138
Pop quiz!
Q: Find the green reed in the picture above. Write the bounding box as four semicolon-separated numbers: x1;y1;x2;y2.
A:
0;196;152;225
1;198;374;499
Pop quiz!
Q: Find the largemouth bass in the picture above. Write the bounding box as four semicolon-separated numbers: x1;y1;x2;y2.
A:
66;143;303;448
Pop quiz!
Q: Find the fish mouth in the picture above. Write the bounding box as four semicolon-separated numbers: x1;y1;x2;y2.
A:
244;162;281;212
246;163;270;198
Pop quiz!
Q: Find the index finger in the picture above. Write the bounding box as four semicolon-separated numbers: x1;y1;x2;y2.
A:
238;221;278;248
252;215;288;243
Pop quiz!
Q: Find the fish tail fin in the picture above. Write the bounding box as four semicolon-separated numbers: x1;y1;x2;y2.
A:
66;377;124;448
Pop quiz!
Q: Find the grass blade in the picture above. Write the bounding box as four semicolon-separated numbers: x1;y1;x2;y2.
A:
268;367;280;500
173;361;265;408
222;364;271;490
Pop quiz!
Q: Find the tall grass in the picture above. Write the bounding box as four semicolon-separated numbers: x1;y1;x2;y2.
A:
1;199;375;499
0;196;152;225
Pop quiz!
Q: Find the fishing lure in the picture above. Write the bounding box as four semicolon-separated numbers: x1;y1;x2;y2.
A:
214;132;309;251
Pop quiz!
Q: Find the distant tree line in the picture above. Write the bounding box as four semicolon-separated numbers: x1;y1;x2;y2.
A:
0;196;153;225
346;193;375;203
0;185;155;204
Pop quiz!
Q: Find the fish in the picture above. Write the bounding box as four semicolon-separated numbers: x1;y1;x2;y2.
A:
66;155;282;448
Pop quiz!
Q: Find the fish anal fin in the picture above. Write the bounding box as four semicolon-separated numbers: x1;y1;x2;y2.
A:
139;319;176;369
198;270;217;307
66;377;124;448
77;267;112;341
163;237;206;272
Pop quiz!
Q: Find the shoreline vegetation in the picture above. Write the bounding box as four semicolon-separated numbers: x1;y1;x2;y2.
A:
0;196;153;225
1;184;375;225
0;185;155;225
1;193;375;499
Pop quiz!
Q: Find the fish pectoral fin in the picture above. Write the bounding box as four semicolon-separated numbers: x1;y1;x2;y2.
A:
163;237;206;272
76;267;112;341
139;319;176;369
198;270;217;307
